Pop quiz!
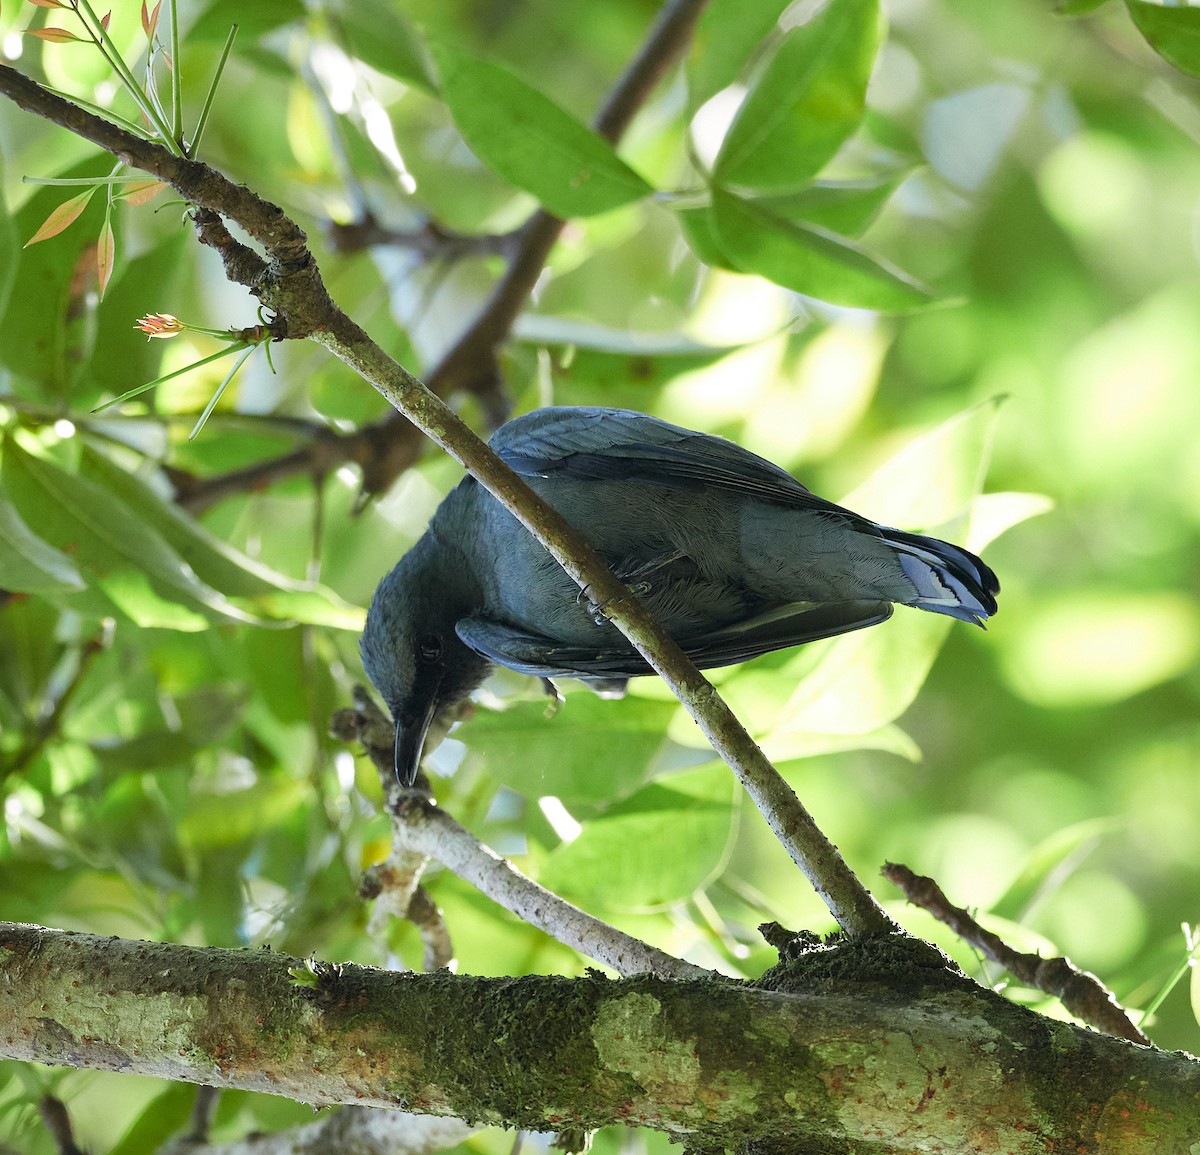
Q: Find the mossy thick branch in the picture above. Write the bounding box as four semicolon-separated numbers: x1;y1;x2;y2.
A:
0;924;1194;1152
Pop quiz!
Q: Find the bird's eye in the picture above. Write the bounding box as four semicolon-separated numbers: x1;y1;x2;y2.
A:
417;633;443;662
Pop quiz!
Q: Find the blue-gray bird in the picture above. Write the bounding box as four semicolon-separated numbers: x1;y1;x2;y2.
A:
362;406;999;784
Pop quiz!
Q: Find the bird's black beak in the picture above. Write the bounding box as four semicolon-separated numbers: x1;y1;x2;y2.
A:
393;692;439;787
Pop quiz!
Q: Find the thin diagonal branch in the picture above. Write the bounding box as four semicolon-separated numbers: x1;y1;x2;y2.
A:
0;37;894;937
333;689;703;978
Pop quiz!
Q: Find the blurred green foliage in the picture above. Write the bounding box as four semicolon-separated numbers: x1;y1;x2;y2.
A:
1;0;1199;1149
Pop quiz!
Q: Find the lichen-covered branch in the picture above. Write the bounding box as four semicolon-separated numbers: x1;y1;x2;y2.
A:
0;923;1192;1151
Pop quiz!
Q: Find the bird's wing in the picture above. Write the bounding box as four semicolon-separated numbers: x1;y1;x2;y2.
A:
490;406;849;514
455;600;892;680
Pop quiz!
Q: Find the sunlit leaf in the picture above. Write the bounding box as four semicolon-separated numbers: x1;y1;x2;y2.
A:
79;444;365;629
0;489;85;592
333;0;435;92
431;43;654;218
708;188;932;310
459;692;677;805
687;0;789;111
2;438;257;627
966;491;1053;554
1126;0;1200;77
751;171;910;236
991;818;1120;922
760;400;1005;738
538;765;738;911
713;0;881;191
838;397;1003;528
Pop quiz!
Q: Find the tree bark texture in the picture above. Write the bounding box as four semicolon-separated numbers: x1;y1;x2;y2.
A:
1;923;1195;1153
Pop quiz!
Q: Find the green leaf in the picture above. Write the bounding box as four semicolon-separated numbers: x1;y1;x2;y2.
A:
108;1085;196;1155
1056;0;1110;12
687;0;791;111
708;188;932;310
713;0;881;191
187;0;304;41
1126;0;1200;76
538;765;738;910
458;692;677;805
180;777;308;846
333;0;436;92
838;397;1003;528
431;44;654;218
80;230;189;412
0;160;108;390
2;438;255;629
0;491;85;593
752;172;911;237
991;818;1119;922
677;205;740;271
0;154;15;324
78;445;364;629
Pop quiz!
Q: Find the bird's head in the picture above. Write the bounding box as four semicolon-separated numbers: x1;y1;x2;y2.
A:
360;535;491;786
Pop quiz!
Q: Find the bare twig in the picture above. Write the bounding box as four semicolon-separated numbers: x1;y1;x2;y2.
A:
396;796;709;979
335;689;693;976
883;862;1151;1046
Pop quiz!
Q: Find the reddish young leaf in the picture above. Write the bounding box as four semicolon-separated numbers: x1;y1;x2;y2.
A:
97;220;115;299
146;0;162;38
24;188;97;247
121;180;167;206
27;26;85;42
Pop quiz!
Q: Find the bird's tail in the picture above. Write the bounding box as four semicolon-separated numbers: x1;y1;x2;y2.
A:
881;528;1000;626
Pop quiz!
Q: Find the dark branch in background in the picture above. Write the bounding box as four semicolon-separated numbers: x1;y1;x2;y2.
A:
0;0;895;940
176;0;708;512
327;213;519;263
883;862;1151;1046
38;1097;85;1155
184;1086;220;1145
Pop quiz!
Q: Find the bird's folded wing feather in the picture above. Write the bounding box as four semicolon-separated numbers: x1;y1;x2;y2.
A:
490;407;853;515
455;600;893;679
